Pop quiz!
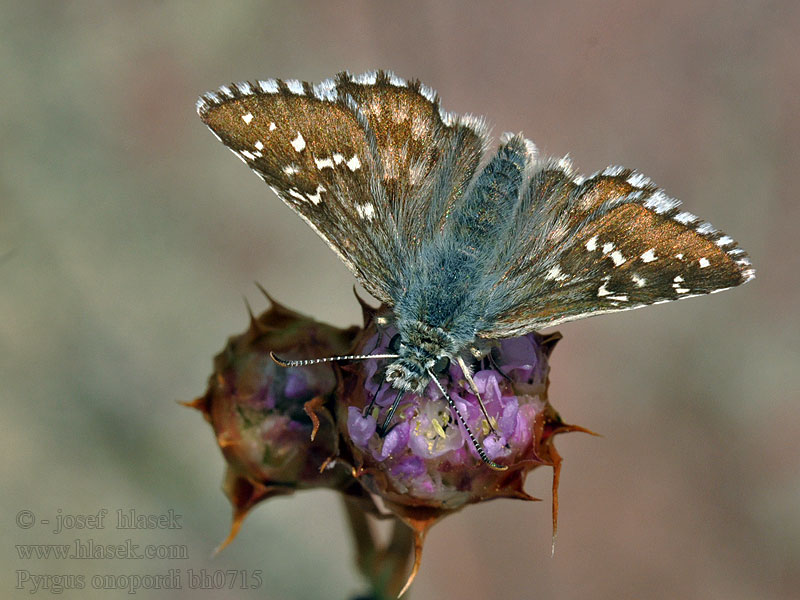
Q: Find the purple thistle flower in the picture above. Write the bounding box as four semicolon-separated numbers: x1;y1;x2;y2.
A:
338;308;567;513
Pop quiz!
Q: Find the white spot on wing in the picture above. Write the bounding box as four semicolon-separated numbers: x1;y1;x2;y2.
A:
333;153;344;164
288;189;305;202
675;253;684;259
610;250;626;266
641;249;658;263
699;257;711;268
607;295;629;302
602;165;625;177
353;71;378;85
602;242;614;254
314;156;335;170
240;150;256;160
643;190;680;214
545;265;570;282
286;79;304;94
312;79;337;101
346;154;361;171
631;273;646;287
418;83;437;102
696;221;716;235
627;172;652;188
674;211;697;225
388;73;407;87
597;277;612;297
269;122;276;131
439;108;456;126
356;202;376;220
672;276;689;294
283;164;300;175
241;112;254;124
306;184;326;205
715;235;734;247
259;79;279;93
254;140;264;150
290;132;306;152
586;236;598;251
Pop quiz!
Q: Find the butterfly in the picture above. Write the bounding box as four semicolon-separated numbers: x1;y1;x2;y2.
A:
197;70;754;469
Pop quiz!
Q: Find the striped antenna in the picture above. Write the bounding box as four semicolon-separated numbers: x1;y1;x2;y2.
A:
428;369;508;471
270;351;399;368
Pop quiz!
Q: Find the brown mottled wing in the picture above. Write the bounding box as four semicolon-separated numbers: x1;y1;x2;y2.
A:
478;162;755;337
197;71;487;303
333;73;487;251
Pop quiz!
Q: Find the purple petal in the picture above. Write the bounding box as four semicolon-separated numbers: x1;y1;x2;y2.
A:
347;406;376;448
380;420;410;459
510;403;539;449
497;396;520;437
454;391;485;428
482;433;510;460
389;455;426;480
499;335;538;380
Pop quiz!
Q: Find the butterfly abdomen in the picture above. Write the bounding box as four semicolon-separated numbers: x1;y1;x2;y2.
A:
449;134;529;248
394;135;531;344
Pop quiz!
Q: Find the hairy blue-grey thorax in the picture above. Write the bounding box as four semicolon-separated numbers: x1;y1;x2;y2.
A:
384;321;457;394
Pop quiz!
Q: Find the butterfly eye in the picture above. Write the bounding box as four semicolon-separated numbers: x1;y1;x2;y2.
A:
388;333;402;352
432;356;450;374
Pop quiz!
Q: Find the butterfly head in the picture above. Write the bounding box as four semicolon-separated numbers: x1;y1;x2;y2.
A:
383;321;456;394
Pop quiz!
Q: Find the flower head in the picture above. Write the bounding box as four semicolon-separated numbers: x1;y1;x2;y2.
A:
334;306;581;594
188;292;360;549
339;312;563;510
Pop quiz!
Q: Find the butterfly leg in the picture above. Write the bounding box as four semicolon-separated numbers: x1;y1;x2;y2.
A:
362;371;386;418
485;351;512;453
488;348;513;382
456;356;499;435
377;390;405;437
364;325;388;355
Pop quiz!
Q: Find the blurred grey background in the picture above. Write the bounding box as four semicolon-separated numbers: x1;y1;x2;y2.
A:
2;1;798;599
